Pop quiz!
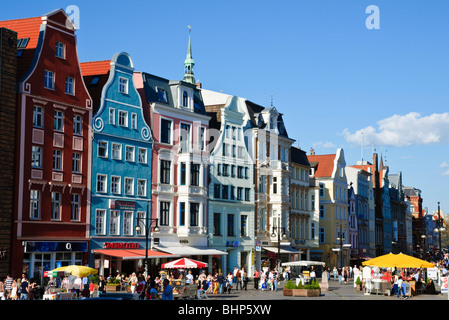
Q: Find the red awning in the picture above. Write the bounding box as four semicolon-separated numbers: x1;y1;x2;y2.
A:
92;249;175;260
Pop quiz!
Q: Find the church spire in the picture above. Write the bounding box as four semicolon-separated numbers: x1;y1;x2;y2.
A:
183;26;195;84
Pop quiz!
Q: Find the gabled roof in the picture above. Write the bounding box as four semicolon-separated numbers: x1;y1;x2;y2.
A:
80;60;111;112
0;16;41;80
307;153;336;177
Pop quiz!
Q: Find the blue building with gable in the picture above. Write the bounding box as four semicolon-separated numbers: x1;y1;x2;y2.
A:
82;52;155;276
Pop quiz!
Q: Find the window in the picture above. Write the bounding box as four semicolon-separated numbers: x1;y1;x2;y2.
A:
31;146;42;168
65;76;74;95
53;149;62;170
131;113;137;129
73;115;82;135
44;70;55;90
214;184;221;199
237;166;243;179
138;148;147;164
179;123;191;153
136;212;146;236
111;143;122;160
160;160;170;184
199;127;205;151
137;179;146;196
237;187;243;200
72;153;81;173
109;108;115;125
180;162;186;185
160;201;170;226
71;194;80;221
98;141;108;158
95;209;106;235
111;176;121;194
182;91;188;107
190;202;199;227
222;185;228;200
222;164;229;177
96;174;107;193
33;106;43;128
55;42;65;58
230;186;235;200
51;192;61;220
30;190;40;219
157;87;168;103
124;211;133;235
125;146;135;162
227;214;234;236
319;204;325;218
190;163;200;186
319;183;325;197
241;215;248;236
125;178;134;195
118;110;128;127
179;202;185;226
160;118;172;143
110;210;120;235
119;77;128;94
54;110;64;132
245;188;250;201
272;177;277;194
214;213;221;236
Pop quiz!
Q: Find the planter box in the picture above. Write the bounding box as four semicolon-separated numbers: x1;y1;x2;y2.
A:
283;288;293;296
105;285;120;292
292;289;321;297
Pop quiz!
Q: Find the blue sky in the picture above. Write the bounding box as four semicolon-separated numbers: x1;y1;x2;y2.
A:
3;0;449;214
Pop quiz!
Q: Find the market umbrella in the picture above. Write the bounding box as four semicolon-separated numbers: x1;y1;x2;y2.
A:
50;265;98;277
161;258;208;269
362;253;435;269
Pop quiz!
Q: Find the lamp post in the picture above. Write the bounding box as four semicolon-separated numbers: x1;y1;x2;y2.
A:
135;201;159;277
434;202;445;260
271;226;286;271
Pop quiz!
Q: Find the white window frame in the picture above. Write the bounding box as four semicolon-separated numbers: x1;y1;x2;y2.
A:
110;176;121;194
32;146;42;168
109;108;116;125
138;148;147;164
73;114;82;135
44;70;55;90
54;110;64;132
124;177;134;195
33;106;43;128
110;210;120;235
118;110;128;127
65;76;74;95
71;193;80;221
53;149;62;171
51;192;61;220
96;174;107;193
98;141;108;158
72;152;81;173
131;113;137;129
125;145;135;162
95;209;106;235
55;41;65;59
137;179;146;197
118;77;128;94
30;190;40;219
123;211;133;235
111;143;122;160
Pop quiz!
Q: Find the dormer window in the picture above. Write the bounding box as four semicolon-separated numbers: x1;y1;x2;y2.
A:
182;91;188;107
157;87;168;103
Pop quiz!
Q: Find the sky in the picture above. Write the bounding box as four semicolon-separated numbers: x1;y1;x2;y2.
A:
2;0;449;215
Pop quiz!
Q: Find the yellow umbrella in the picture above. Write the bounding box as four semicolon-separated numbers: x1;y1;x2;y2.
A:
362;253;435;269
50;265;98;277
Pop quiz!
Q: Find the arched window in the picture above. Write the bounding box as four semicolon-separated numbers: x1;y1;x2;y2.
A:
182;91;188;107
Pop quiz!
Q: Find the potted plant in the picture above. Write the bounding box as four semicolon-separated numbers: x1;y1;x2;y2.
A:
283;279;321;297
105;277;121;291
355;276;362;291
283;280;296;296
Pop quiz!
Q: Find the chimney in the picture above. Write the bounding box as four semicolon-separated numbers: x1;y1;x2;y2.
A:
310;147;315;156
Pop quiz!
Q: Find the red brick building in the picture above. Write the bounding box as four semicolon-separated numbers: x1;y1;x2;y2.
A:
0;9;92;280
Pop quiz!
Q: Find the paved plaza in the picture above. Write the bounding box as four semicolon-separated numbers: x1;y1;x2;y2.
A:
204;278;448;301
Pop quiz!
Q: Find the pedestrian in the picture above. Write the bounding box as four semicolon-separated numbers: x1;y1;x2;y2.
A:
310;268;316;284
186;270;194;285
129;272;138;294
233;266;240;290
89;280;95;297
226;272;233;291
344;267;348;284
73;276;82;297
4;274;13;300
20;276;29;300
338;267;342;284
98;275;107;294
148;281;158;300
162;279;174;300
333;267;337;281
10;279;18;300
397;276;407;299
253;269;260;290
241;268;248;291
218;272;224;294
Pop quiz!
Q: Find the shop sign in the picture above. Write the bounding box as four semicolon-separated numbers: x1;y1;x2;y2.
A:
226;241;240;248
110;199;136;210
103;242;139;249
442;277;448;294
25;241;87;253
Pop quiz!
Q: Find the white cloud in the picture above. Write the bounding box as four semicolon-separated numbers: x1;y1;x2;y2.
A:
440;162;449;176
342;112;449;147
312;141;336;149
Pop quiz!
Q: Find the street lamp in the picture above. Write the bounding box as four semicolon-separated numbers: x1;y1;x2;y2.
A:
135;201;159;277
334;223;351;268
433;202;445;260
271;226;286;271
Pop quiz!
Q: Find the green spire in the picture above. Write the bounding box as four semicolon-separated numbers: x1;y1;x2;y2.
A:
183;26;195;84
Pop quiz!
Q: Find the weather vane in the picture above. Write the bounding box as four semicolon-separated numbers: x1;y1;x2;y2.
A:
188;25;191;33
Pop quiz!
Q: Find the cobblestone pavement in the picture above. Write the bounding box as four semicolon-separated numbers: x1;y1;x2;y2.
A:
204;279;448;301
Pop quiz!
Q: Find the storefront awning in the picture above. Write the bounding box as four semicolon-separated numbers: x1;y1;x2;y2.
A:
154;246;228;256
92;249;176;260
263;246;301;254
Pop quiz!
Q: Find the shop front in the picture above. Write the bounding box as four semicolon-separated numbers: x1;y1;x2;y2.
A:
90;239;175;277
23;241;88;285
